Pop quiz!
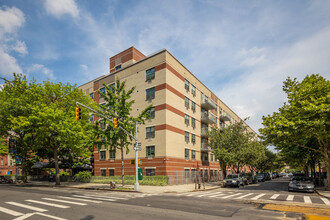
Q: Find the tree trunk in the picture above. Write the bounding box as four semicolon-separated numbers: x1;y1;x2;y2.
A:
121;146;125;186
21;155;27;183
325;157;330;191
318;161;322;187
220;161;226;179
53;145;60;186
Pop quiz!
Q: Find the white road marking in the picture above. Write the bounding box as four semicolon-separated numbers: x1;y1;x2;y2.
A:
72;195;116;201
42;198;87;205
196;191;220;197
5;202;47;212
83;194;128;200
303;196;312;204
320;198;330;205
250;193;266;200
25;200;70;208
220;193;242;199
286;195;294;201
208;192;227;197
58;196;102;203
235;193;254;199
13;212;67;220
0;206;23;216
270;194;280;200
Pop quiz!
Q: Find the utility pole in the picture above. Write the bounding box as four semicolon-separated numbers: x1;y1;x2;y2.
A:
76;101;140;191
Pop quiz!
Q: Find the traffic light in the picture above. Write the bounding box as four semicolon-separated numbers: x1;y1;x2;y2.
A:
113;117;118;129
75;107;81;121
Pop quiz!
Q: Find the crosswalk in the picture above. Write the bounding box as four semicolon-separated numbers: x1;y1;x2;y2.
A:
0;192;156;220
177;191;330;205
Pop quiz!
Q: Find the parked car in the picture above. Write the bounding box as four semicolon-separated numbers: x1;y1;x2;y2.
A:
0;176;13;184
242;173;257;185
288;176;314;193
223;174;245;187
257;173;265;182
263;172;271;181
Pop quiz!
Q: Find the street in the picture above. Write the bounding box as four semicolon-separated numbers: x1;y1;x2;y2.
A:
0;177;328;220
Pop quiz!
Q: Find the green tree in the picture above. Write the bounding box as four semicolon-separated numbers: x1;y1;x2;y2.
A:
260;74;330;190
94;79;151;186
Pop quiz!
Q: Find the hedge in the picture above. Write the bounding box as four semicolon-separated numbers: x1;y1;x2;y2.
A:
91;175;169;186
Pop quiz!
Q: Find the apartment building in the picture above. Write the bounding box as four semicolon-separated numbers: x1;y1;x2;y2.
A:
0;136;20;175
78;47;256;182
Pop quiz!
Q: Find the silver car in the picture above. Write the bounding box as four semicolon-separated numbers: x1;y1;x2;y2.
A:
288;176;314;193
223;174;244;187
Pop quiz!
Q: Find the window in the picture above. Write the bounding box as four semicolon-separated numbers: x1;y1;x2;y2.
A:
100;151;106;160
109;150;115;160
211;154;214;162
185;114;189;125
115;65;121;70
185;169;190;179
191;150;196;160
110;83;115;93
191;85;196;96
89;92;94;99
146;68;155;80
191;117;196;128
146;126;155;139
185;131;189;142
0;158;3;166
100;120;106;130
101;103;106;112
185;79;190;91
109;169;114;176
191;134;196;144
185;97;189;109
191;169;196;180
90;114;94;123
100;87;106;94
191;101;196;112
148;107;155;119
146;146;155;157
101;169;106;176
146;169;155;176
185;149;189;159
146;87;155;100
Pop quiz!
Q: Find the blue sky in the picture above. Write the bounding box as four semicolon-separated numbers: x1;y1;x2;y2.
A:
1;0;330;138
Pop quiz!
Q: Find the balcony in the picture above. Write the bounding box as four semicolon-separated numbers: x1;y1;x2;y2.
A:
201;112;217;124
201;98;216;110
219;114;231;122
202;160;210;166
201;127;208;137
201;142;213;152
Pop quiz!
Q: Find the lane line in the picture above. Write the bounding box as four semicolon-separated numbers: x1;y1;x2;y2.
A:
42;198;87;206
320;198;330;205
286;195;294;201
72;195;116;201
220;193;242;199
26;200;70;208
0;206;23;216
270;194;280;200
235;193;254;199
250;193;266;200
303;196;312;204
58;196;102;203
6;202;47;212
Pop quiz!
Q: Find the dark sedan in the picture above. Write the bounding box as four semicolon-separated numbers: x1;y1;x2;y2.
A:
288;176;315;193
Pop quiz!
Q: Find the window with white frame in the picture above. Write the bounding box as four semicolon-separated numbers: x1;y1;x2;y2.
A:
191;150;196;160
146;87;155;100
100;87;106;94
89;92;94;99
100;151;106;160
185;114;189;125
146;126;155;139
101;169;106;176
185;149;190;160
148;107;155;119
109;150;115;160
109;169;114;176
191;85;196;96
146;68;155;81
191;134;196;144
191;117;196;128
185;97;189;109
185;79;190;91
185;131;189;143
146;146;155;157
146;169;155;176
191;101;196;112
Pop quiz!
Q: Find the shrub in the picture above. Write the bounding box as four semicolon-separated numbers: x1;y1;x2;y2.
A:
90;175;169;186
74;171;92;183
59;171;70;176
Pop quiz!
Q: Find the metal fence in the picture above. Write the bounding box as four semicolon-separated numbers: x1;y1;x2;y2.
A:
167;170;223;185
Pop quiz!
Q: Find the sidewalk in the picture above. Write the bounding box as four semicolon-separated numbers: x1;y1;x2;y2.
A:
17;181;222;194
315;187;330;199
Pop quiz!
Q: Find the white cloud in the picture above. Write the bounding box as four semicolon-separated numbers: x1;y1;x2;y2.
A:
216;27;330;133
27;64;55;80
44;0;79;19
11;40;28;56
0;47;23;76
0;6;25;37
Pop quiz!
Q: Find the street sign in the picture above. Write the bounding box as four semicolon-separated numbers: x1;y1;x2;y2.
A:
138;142;141;147
133;146;142;151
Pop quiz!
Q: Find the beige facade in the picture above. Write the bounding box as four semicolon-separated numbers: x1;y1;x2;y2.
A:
78;47;257;179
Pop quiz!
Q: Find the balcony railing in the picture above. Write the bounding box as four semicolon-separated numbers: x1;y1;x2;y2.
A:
202;160;210;166
201;142;213;152
201;127;208;137
201;112;217;124
201;98;216;110
219;114;231;122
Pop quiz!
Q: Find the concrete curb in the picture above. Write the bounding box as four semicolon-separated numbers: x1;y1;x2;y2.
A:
193;185;221;192
315;190;330;199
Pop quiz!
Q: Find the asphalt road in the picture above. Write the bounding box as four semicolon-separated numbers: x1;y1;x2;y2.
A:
0;177;326;220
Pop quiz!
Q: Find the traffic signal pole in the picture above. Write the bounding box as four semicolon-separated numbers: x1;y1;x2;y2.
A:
75;101;140;191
